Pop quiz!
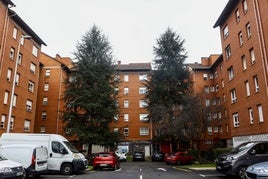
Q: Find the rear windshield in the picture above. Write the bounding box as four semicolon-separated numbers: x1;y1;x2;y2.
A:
231;142;255;153
63;141;79;153
98;153;112;157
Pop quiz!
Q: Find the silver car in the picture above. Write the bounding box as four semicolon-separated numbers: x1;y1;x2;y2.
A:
0;154;25;179
246;161;268;179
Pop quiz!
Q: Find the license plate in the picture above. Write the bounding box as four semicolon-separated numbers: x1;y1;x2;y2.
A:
100;164;108;166
17;172;23;176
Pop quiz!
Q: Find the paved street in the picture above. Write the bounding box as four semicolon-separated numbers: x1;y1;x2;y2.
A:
40;161;228;179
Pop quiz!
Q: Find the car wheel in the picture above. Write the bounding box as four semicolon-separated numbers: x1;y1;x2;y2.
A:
237;165;247;179
61;163;74;175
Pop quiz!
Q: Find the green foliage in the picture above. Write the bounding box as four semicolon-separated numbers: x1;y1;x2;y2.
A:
63;25;122;149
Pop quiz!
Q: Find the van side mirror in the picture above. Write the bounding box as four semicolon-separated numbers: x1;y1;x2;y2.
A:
60;148;68;154
251;149;256;155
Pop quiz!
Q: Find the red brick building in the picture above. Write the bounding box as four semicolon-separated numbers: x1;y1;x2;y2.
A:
0;0;46;134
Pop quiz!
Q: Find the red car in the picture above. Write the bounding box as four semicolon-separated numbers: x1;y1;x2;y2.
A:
93;152;120;170
164;152;194;165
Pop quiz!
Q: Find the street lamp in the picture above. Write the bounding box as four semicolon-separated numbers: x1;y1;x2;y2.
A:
6;35;32;133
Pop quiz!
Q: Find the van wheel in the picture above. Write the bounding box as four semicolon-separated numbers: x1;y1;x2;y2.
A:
237;166;247;179
61;163;73;175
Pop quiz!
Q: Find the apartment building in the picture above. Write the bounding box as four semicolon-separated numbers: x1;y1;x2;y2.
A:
34;53;73;135
111;62;152;155
0;0;46;134
188;0;268;148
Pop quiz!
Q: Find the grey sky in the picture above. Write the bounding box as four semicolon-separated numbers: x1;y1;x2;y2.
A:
11;0;227;64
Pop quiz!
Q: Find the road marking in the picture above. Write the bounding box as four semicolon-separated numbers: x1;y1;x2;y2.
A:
157;168;167;171
140;174;143;179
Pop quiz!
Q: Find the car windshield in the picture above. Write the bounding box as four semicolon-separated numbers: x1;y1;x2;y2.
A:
98;153;112;157
231;142;255;153
63;141;79;153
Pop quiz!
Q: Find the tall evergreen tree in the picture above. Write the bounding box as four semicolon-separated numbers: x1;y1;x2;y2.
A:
145;28;191;151
63;25;121;153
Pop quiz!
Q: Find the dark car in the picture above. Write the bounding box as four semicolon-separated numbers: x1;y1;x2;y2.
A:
216;141;268;179
133;152;145;161
151;151;164;162
93;152;120;170
164;151;193;165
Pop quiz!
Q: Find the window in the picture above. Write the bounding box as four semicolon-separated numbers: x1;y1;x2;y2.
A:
44;83;49;91
230;89;237;103
205;99;210;107
18;53;22;65
242;0;248;13
12;94;17;107
246;23;252;38
1;115;6;129
253;75;259;92
245;81;250;96
238;31;243;46
113;128;118;133
204;86;209;94
26;100;33;112
223;25;229;39
4;91;9;104
7;68;12;82
124;114;129;121
139;87;147;94
124;100;129;108
249;108;254;124
114;88;119;95
114;115;119;121
24;119;31;131
30;63;36;74
257;105;264;123
10;47;15;60
45;69;50;77
221;80;225;88
123;128;129;136
233;113;239;127
124;75;129;82
139;100;148;108
210;86;215;92
139;74;148;81
241;55;247;70
203;73;208;80
10;116;14;130
250;48;256;64
213;127;219;133
140;127;149;136
207;127;212;135
32;45;38;57
228;66;234;81
12;27;17;39
28;81;35;93
40;126;46;133
225;45;232;59
52;141;66;154
42;97;48;105
124;87;129;95
15;73;20;85
41;111;47;119
139;114;148;121
235;9;240;22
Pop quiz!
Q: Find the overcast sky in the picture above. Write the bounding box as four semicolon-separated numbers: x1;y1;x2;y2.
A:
11;0;227;64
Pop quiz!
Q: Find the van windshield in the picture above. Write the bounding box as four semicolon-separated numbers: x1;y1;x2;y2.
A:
231;142;255;153
63;141;79;153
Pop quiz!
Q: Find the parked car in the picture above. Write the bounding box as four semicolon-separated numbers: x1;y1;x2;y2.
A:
93;152;120;170
0;154;25;179
151;151;164;162
216;141;268;179
246;161;268;179
86;153;98;166
0;144;48;178
115;150;127;162
164;151;193;165
133;152;145;161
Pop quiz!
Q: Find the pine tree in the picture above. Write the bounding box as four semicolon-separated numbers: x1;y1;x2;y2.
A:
145;28;191;151
63;25;121;153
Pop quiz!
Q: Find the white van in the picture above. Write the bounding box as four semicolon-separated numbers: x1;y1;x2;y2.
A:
0;144;47;178
0;133;88;175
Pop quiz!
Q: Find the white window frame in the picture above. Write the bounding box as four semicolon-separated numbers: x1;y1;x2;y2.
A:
12;27;17;39
24;120;31;131
123;100;129;108
28;81;35;93
18;53;22;65
139;74;148;81
231;89;237;103
40;126;46;133
207;127;212;135
253;76;259;92
45;69;50;77
124;87;129;95
235;9;240;22
32;45;38;57
15;73;20;85
246;23;252;38
250;48;256;64
245;81;250;96
7;68;12;82
42;97;48;105
12;94;17;107
225;45;232;59
4;91;9;104
41;111;47;119
30;63;36;74
44;83;49;91
242;0;248;13
26;100;32;112
257;105;264;123
233;113;239;127
139;100;148;108
228;66;234;81
139;87;147;94
10;47;15;60
10;116;14;130
223;25;229;39
140;127;149;136
123;128;129;136
124;75;129;82
238;31;243;46
124;114;129;121
139;114;148;121
242;55;247;70
1;115;6;129
248;108;254;124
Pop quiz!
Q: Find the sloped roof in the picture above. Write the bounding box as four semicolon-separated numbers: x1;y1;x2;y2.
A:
117;63;151;71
